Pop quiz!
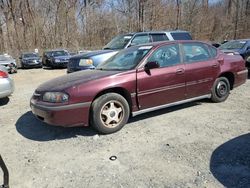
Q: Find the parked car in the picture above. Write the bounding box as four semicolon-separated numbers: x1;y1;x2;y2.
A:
42;49;70;68
219;39;250;69
0;65;14;99
19;52;42;68
31;41;247;134
67;30;192;73
0;55;17;74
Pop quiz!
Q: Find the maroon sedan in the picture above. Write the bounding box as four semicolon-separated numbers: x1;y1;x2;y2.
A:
31;41;248;134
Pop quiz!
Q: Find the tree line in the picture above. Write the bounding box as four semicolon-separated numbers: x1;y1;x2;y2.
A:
0;0;249;57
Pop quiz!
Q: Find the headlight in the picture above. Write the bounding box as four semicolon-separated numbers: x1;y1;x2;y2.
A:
42;92;69;103
55;59;60;63
79;59;93;66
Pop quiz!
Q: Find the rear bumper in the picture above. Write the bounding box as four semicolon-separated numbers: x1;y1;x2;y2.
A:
0;77;14;98
30;99;91;127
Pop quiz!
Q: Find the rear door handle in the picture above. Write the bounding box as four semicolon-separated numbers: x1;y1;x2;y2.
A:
176;68;185;74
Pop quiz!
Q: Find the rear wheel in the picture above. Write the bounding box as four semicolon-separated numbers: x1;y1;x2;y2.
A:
91;93;130;134
211;77;230;103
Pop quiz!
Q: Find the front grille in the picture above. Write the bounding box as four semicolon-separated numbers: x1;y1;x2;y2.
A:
68;59;80;68
33;91;42;100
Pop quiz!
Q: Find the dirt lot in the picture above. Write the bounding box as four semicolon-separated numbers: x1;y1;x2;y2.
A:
0;68;250;188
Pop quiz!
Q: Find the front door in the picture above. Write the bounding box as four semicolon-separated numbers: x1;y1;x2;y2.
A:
136;44;186;110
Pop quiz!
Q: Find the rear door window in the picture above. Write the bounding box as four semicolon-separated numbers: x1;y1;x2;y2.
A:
171;32;192;40
150;34;169;42
182;43;211;63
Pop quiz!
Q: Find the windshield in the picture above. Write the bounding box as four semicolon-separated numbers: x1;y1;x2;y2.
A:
46;51;69;57
219;40;246;50
0;55;12;61
97;45;152;70
23;53;38;58
103;35;133;50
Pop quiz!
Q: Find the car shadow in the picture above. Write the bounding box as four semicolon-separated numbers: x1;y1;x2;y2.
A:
0;97;9;106
15;111;97;142
210;133;250;188
128;100;205;123
43;66;66;70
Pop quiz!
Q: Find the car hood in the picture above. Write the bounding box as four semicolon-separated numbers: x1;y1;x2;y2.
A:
0;59;15;65
23;57;40;60
221;49;240;53
53;55;70;60
36;69;121;92
71;50;116;59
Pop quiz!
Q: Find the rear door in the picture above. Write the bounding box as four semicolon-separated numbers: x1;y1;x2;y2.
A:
181;42;220;98
136;43;186;109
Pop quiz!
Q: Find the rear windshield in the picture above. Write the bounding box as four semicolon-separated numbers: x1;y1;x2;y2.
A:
171;32;192;40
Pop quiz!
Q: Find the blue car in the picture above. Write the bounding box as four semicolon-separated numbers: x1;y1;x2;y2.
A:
42;49;71;68
20;52;42;69
219;39;250;69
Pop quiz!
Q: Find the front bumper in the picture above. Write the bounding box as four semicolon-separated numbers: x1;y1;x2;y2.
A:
30;99;91;127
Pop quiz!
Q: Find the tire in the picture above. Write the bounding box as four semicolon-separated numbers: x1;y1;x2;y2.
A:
91;93;130;134
211;77;230;103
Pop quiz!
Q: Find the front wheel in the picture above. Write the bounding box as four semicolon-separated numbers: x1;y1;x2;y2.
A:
91;93;130;134
211;77;230;103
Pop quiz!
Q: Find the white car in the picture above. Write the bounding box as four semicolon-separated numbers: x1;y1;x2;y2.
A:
0;65;14;99
0;54;17;74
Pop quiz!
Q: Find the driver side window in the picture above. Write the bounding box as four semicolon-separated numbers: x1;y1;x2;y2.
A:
131;35;151;45
147;44;180;68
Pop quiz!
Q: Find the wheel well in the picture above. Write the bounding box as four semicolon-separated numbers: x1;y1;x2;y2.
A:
93;87;133;112
219;72;234;90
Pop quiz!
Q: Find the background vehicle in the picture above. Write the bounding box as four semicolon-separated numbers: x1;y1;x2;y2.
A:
42;49;70;68
31;41;247;134
0;55;17;74
67;30;192;73
219;39;250;69
0;65;14;99
19;52;42;69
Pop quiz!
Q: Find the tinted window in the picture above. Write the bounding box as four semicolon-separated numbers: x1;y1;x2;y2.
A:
23;53;38;58
103;34;132;50
183;43;211;63
150;34;169;42
147;44;180;68
132;35;150;45
171;32;192;40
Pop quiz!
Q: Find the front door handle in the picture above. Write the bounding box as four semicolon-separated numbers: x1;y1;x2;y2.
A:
176;68;185;74
212;63;219;68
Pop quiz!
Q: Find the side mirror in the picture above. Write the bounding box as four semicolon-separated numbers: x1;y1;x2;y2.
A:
246;46;250;51
145;61;159;70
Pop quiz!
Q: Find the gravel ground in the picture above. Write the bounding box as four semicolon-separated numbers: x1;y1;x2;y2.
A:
0;68;249;188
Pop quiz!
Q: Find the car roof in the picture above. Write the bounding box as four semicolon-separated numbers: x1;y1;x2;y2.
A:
135;40;207;48
122;30;190;36
44;49;67;52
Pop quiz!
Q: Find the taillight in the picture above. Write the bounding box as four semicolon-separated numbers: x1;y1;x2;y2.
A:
0;71;8;78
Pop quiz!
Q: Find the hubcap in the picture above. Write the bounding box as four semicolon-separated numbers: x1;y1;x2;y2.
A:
216;81;228;97
100;101;124;128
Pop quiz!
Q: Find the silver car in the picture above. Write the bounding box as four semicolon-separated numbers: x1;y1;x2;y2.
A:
0;65;14;99
0;54;17;74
